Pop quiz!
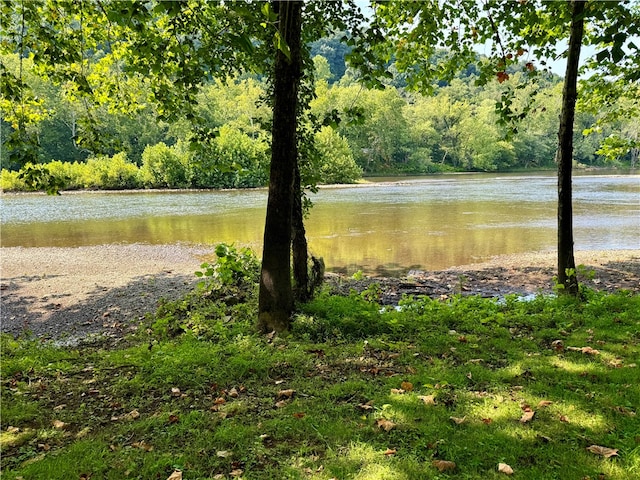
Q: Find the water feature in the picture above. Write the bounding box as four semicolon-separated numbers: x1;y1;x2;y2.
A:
2;172;638;274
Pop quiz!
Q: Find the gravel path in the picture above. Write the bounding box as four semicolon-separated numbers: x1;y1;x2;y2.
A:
1;245;639;341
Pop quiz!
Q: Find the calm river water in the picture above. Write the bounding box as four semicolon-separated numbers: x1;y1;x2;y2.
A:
2;172;638;274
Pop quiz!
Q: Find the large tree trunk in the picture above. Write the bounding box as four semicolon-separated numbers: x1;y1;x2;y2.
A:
258;0;303;333
556;0;585;296
292;160;310;302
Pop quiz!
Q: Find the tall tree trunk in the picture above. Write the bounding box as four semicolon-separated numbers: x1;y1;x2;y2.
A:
292;160;310;302
556;0;585;296
257;0;303;333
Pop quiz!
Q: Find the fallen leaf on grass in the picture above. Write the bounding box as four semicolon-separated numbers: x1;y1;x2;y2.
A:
613;406;636;417
586;445;618;458
230;469;244;477
166;469;182;480
383;448;397;456
277;389;296;399
216;450;232;458
432;460;456;472
498;463;514;474
559;415;570;423
228;387;239;398
171;387;181;396
537;400;553;408
390;388;405;394
482;418;493;425
168;414;179;424
401;381;414;391
520;410;535;423
292;412;306;419
418;395;436;405
275;400;288;408
566;346;600;355
123;410;140;421
357;401;374;411
376;419;396;431
52;420;67;430
132;440;153;452
450;416;466;425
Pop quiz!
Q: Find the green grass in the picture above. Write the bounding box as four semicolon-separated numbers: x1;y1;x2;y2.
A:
2;286;639;480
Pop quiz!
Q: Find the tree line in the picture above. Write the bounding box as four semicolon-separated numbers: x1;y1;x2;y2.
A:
1;48;637;193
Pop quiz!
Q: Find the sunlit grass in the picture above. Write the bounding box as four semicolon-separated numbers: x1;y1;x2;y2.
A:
2;289;638;479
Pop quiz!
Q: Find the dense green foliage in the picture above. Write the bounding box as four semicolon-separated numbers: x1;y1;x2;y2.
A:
2;47;636;193
2;265;639;478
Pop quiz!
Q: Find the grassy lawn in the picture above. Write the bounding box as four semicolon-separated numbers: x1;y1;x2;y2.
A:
2;279;639;479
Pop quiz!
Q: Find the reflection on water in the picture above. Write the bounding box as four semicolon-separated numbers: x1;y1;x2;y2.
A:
2;173;638;274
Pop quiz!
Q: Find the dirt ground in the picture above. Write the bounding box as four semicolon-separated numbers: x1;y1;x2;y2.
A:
1;245;639;341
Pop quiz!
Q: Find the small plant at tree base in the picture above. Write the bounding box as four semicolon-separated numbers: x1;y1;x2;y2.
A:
195;243;260;289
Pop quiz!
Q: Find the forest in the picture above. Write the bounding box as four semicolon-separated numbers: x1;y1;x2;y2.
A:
1;36;637;192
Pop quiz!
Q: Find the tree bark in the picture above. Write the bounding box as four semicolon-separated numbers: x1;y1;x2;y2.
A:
258;0;303;333
556;0;585;296
292;160;310;302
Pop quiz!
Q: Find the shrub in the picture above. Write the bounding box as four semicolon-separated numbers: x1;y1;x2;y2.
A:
139;142;192;188
80;153;140;189
314;126;362;184
44;160;81;189
191;126;269;189
0;169;26;191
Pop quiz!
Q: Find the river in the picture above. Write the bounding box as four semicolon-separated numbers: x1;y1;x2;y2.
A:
1;172;638;275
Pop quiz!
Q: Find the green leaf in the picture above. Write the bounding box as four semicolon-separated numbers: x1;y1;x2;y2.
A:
274;31;291;61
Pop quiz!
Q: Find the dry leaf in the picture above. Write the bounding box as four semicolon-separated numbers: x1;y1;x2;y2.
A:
567;346;600;355
357;401;374;411
418;395;436;405
537;400;553;408
498;463;514;475
293;412;306;419
52;420;67;430
383;448;397;456
401;381;414;392
124;410;140;421
168;414;179;424
390;388;405;394
171;387;181;396
166;470;182;480
216;450;232;458
559;415;570;423
482;418;493;425
275;400;288;408
229;469;244;477
214;397;226;405
132;440;154;452
376;419;396;431
520;410;535;423
432;460;456;472
277;389;296;399
228;387;239;398
586;445;619;458
450;416;466;425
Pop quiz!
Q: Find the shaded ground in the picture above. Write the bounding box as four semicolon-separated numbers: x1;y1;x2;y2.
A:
1;245;638;340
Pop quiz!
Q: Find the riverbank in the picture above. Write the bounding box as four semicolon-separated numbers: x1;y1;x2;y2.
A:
1;245;639;340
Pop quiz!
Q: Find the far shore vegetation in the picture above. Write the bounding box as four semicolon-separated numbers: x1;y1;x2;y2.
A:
2;49;637;194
